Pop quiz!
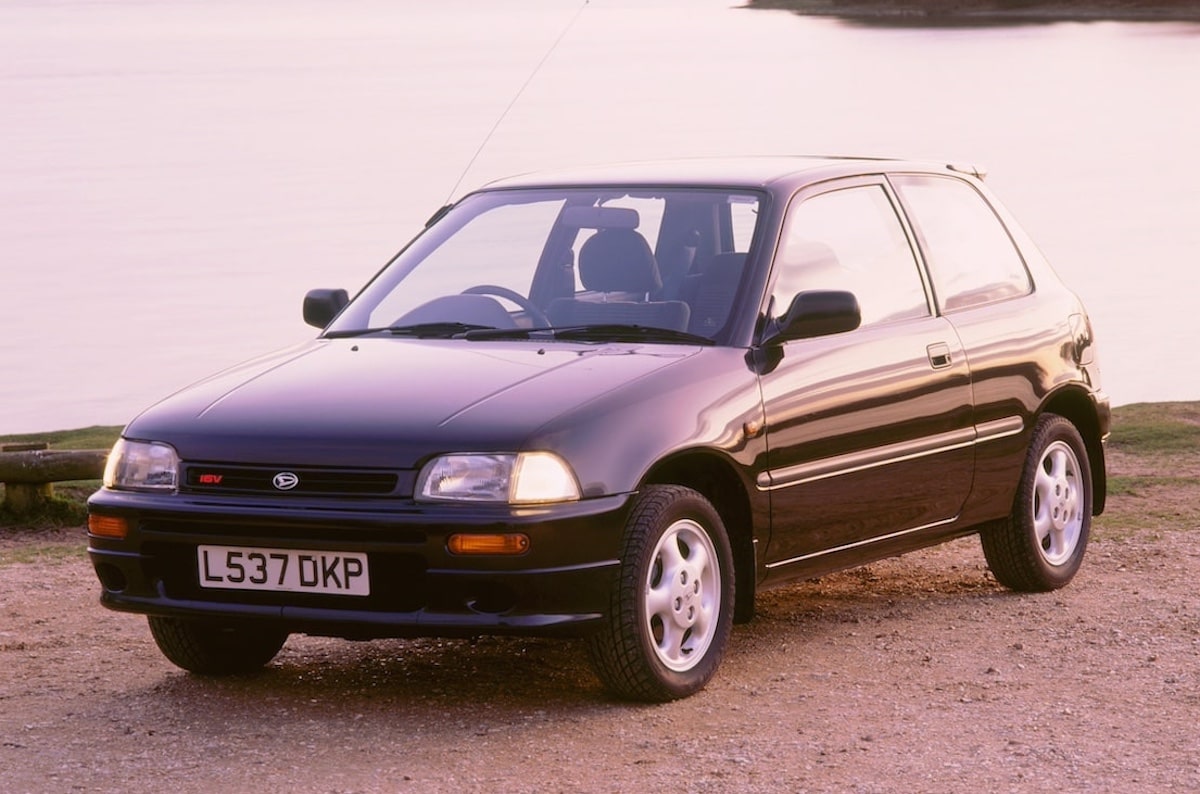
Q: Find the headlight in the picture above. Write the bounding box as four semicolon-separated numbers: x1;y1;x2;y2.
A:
416;452;580;504
103;439;180;492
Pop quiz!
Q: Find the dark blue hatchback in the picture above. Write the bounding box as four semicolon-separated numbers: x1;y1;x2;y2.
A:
89;157;1108;701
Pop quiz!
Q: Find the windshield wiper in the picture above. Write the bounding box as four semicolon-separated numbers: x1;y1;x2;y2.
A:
455;324;716;345
387;322;495;338
324;322;495;340
322;327;389;339
551;325;715;346
462;326;550;340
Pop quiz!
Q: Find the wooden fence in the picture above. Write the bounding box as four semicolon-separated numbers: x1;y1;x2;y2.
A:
0;443;108;514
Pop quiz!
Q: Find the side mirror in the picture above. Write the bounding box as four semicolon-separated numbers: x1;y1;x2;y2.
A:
303;288;349;329
762;290;860;345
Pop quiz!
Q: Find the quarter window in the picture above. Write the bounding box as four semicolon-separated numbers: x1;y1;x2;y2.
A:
891;175;1032;312
772;185;929;326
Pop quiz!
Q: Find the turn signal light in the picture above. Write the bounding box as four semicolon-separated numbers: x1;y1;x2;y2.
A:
447;533;530;556
88;514;130;539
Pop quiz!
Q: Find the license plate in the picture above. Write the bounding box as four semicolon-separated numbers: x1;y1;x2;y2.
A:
197;545;370;596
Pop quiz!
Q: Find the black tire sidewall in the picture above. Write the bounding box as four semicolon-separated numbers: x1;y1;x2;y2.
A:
1014;415;1093;588
586;484;736;701
628;486;735;698
148;616;287;675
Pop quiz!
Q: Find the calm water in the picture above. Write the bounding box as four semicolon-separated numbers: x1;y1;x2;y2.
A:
3;0;1199;434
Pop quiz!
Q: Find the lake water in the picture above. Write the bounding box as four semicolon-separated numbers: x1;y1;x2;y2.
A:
3;0;1199;434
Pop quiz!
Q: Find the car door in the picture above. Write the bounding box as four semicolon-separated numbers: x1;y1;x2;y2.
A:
757;177;975;573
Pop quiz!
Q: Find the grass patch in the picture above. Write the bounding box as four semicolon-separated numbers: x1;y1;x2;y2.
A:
1094;470;1200;542
0;489;89;528
1100;403;1200;541
1095;504;1199;541
0;538;86;566
1109;402;1200;456
1107;474;1200;497
0;425;122;451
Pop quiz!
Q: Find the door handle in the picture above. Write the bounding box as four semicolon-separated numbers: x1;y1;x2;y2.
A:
927;342;952;369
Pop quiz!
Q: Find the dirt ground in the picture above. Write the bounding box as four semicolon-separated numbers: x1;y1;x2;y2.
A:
2;502;1197;794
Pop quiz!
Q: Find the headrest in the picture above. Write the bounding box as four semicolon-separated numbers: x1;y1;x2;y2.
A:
578;229;662;293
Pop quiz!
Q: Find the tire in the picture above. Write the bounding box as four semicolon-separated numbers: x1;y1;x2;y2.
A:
147;616;288;675
981;413;1092;592
586;485;735;702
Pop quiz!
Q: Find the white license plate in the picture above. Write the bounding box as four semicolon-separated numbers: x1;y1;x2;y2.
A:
197;545;370;596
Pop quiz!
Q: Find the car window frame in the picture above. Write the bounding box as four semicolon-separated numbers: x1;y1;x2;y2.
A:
887;172;1035;315
757;175;936;337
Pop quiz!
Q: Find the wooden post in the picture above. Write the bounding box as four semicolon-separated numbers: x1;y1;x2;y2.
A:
2;443;52;513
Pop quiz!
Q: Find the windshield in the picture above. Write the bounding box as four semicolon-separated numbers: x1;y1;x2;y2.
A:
326;187;763;343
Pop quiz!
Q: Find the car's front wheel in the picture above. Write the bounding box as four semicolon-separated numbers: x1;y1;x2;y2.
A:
981;413;1093;592
147;616;288;675
586;485;734;702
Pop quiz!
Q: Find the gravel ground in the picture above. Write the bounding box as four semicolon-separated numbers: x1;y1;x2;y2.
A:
2;511;1197;793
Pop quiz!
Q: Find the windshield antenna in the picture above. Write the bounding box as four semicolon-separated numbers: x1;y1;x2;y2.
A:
443;0;589;204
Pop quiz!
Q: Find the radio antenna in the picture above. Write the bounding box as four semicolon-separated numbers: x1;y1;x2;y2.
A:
443;0;589;204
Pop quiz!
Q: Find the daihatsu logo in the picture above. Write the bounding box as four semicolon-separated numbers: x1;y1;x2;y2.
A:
272;472;300;491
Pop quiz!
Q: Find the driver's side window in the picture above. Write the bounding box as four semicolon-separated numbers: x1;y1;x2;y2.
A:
771;185;929;327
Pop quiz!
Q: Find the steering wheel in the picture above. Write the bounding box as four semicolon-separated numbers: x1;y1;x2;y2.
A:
461;285;551;328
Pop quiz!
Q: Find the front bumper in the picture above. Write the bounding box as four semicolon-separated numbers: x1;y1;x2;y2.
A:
87;489;632;639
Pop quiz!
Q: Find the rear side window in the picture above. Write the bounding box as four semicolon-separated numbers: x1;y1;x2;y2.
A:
891;175;1031;312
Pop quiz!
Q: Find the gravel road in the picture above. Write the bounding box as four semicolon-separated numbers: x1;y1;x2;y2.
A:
3;514;1197;793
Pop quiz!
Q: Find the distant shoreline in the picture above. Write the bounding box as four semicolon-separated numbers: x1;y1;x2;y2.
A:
746;1;1200;24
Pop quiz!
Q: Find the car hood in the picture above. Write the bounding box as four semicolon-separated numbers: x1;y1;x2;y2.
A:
125;338;700;467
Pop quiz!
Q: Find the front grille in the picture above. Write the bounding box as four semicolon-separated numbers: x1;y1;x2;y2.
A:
181;463;410;497
141;518;426;546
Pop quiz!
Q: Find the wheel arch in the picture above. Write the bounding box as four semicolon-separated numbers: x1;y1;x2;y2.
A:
1040;386;1107;514
642;451;760;624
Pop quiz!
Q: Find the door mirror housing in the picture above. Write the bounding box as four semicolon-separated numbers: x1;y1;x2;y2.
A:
762;290;861;345
303;288;350;329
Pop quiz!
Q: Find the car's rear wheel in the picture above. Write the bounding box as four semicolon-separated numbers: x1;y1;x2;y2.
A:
586;485;734;702
147;616;288;675
981;413;1092;592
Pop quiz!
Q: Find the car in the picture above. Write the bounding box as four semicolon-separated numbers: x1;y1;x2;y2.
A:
87;156;1109;702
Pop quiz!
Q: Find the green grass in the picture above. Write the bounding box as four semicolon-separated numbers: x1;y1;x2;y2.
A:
1092;402;1200;540
0;425;122;451
0;538;87;566
1106;474;1200;497
1093;495;1200;540
0;490;91;528
1108;402;1200;456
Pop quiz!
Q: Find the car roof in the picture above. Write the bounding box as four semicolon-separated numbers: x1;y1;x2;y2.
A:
473;156;984;195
